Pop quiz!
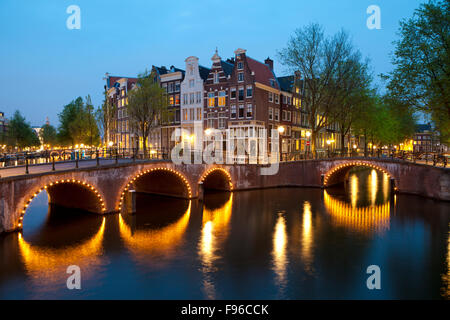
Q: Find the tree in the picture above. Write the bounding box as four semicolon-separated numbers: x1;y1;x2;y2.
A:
96;87;117;145
278;23;366;153
6;111;40;149
127;69;170;156
329;54;373;153
386;0;449;144
40;123;58;146
57;96;100;146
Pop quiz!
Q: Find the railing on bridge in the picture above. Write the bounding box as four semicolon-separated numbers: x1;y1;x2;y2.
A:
0;147;448;177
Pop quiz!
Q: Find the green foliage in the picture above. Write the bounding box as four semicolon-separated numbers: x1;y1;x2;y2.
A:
57;96;100;146
6;111;40;149
386;0;449;144
40;123;58;146
127;69;170;154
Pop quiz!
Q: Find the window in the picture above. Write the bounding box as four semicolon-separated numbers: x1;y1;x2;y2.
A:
169;96;174;106
183;94;188;104
196;108;202;120
231;88;236;99
269;107;273;120
246;104;253;118
214;72;219;84
268;92;273;102
282;95;287;104
218;91;226;106
230;105;236;118
175;81;180;92
168;83;174;93
287;111;291;121
189;108;194;121
121;89;126;97
238;88;244;101
270;79;275;87
246;85;252;97
275;108;280;121
175;94;180;105
275;94;279;104
282;110;287;121
183;109;188;121
207;119;215;128
208;92;215;107
189;79;194;88
239;104;244;118
238;72;244;82
218;118;226;129
190;93;195;104
196;92;202;104
237;62;243;70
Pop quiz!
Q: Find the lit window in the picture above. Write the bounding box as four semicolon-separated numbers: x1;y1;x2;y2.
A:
218;91;226;106
169;96;174;105
208;92;215;107
175;94;180;105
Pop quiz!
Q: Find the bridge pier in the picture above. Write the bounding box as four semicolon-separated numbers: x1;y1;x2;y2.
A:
126;190;136;215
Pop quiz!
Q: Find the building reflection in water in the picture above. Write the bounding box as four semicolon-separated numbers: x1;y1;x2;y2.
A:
118;200;191;260
18;217;105;291
324;169;391;234
198;192;233;300
272;211;288;294
301;201;314;274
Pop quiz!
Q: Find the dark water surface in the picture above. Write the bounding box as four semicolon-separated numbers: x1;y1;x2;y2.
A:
0;168;448;299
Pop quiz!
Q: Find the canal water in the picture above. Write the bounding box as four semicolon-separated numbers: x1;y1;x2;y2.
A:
0;168;448;299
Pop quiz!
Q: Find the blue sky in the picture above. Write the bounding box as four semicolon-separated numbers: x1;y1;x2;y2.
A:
0;0;425;126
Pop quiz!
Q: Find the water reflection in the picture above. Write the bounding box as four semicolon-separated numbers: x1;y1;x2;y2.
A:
18;218;105;292
272;212;288;294
325;168;391;234
199;192;233;299
301;201;314;274
118;196;191;261
443;229;450;298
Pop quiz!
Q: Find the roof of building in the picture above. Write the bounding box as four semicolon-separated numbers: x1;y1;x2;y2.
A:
416;124;432;133
199;65;211;81
246;56;280;89
220;60;234;77
277;75;294;92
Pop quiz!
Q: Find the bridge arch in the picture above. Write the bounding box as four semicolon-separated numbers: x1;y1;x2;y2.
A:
18;179;106;229
199;167;233;191
117;167;192;211
323;161;394;188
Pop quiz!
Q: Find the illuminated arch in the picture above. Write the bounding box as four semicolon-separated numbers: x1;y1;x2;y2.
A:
117;167;192;211
18;179;106;229
199;167;233;191
323;161;393;187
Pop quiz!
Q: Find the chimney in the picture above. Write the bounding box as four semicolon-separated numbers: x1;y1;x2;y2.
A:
265;57;273;70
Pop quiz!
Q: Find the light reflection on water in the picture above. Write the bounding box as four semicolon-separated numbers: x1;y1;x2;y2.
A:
0;167;448;299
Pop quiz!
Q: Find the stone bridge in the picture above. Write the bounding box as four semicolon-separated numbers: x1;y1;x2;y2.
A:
0;158;448;233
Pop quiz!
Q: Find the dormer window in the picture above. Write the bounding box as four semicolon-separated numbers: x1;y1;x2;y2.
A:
237;62;243;70
270;79;275;87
